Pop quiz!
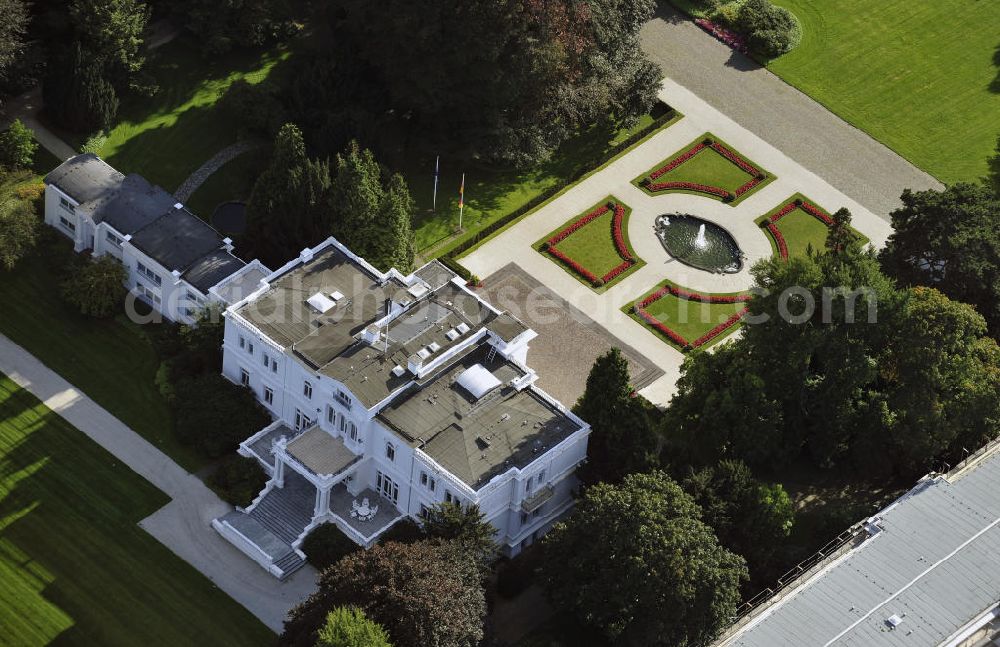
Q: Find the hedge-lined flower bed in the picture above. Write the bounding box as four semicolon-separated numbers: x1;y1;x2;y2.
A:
761;197;836;260
694;18;749;54
639;135;770;204
540;199;641;288
632;283;750;351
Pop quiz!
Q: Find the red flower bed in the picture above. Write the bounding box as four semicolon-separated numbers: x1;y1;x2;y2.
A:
764;198;835;260
545;201;636;287
645;137;765;201
646;181;731;198
635;284;750;351
694;18;748;54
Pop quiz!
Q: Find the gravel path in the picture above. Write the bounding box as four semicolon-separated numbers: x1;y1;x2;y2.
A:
640;6;943;219
0;333;317;632
174;139;263;203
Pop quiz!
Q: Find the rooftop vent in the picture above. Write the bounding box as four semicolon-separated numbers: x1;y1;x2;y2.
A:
456;322;471;334
428;342;441;353
307;292;336;313
173;202;183;209
456;364;502;399
885;614;904;630
475;436;491;450
330;290;345;301
391;365;405;377
445;328;460;341
417;347;432;360
408;284;429;299
407;353;424;374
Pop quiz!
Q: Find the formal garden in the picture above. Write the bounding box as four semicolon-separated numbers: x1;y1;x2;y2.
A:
756;193;868;259
535;197;642;290
627;281;750;351
634;133;773;205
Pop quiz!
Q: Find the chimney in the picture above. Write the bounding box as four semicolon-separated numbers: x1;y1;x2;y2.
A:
300;248;314;263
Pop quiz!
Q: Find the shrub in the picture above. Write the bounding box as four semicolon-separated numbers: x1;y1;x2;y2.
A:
737;0;801;58
155;361;175;404
316;606;391;647
210;455;268;507
301;522;361;571
80;131;108;155
0;119;37;170
61;255;126;317
219;79;286;137
377;518;425;545
173;373;271;457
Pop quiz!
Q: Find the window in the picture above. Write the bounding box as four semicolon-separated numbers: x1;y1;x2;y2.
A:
264;386;274;405
420;472;428;487
247;342;254;356
303;381;313;399
537;469;546;484
419;504;430;519
376;471;399;504
445;490;454;504
59;196;75;214
294;409;312;430
135;282;161;305
262;352;269;367
136;261;161;286
240;369;250;387
58;215;76;231
335;389;352;409
327;406;336;424
271;358;278;373
239;336;246;349
385;442;396;462
520;511;529;526
429;477;436;492
105;231;123;246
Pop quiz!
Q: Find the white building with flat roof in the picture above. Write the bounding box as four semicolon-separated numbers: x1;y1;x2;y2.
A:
213;238;591;579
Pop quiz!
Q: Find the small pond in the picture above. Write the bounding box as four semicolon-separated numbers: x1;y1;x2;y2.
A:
655;214;743;273
211;201;248;235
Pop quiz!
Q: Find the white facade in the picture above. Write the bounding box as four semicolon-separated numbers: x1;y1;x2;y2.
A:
217;238;590;571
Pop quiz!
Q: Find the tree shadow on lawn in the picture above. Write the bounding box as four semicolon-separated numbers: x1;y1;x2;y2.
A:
990;42;1000;93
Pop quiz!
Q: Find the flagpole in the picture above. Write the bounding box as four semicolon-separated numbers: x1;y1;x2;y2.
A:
458;172;465;231
432;155;440;212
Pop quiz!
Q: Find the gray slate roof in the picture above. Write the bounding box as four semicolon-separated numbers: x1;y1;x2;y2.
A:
44;153;124;204
95;174;177;234
719;448;1000;647
182;250;246;292
130;207;226;272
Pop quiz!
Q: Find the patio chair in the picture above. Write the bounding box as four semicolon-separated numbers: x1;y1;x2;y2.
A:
351;499;360;511
362;497;370;508
369;504;378;516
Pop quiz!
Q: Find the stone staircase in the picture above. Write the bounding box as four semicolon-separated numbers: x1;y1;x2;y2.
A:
248;471;316;544
273;551;306;576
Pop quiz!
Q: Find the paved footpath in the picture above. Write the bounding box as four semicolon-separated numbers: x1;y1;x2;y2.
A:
463;79;894;407
640;6;942;219
0;333;317;633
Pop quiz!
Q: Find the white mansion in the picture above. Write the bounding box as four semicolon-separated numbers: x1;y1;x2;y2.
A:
212;239;591;578
43;154;269;323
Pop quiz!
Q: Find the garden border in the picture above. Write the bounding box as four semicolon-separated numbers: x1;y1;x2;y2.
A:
626;281;751;352
633;132;774;205
755;194;867;260
535;196;644;291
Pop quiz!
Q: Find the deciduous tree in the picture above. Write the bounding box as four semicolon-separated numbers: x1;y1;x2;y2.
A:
281;540;485;647
422;502;496;569
540;471;747;647
0;170;38;270
69;0;150;83
315;607;392;647
0;0;28;84
173;373;270;457
61;254;126;317
0;119;37;170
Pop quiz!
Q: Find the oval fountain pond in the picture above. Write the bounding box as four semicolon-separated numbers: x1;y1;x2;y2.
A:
211;201;248;236
655;214;744;274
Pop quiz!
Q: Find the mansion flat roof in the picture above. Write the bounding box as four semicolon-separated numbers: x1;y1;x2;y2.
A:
286;426;359;477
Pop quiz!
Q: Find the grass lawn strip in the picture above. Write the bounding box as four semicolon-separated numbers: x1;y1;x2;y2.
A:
755;194;869;260
634;133;774;205
626;281;750;351
0;234;203;472
0;374;273;646
534;196;644;290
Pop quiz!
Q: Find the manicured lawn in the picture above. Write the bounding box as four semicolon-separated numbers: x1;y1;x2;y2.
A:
767;0;1000;184
634;133;773;205
534;197;643;291
0;374;273;646
755;194;869;260
0;234;204;472
415;106;682;256
186;148;269;220
625;281;748;351
98;36;288;193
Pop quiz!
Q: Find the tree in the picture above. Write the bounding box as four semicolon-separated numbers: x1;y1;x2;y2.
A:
540;471;747;647
316;607;391;647
43;42;119;133
879;184;1000;336
825;207;861;258
987;135;1000;197
574;348;658;484
0;170;38;269
209;454;268;507
0;119;37;170
328;140;415;272
737;0;801;58
682;459;794;575
421;502;496;569
173;373;271;457
243;123;333;267
61;254;126;317
333;0;661;166
170;0;294;57
281;540;485;647
69;0;150;84
301;523;360;572
0;0;28;84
